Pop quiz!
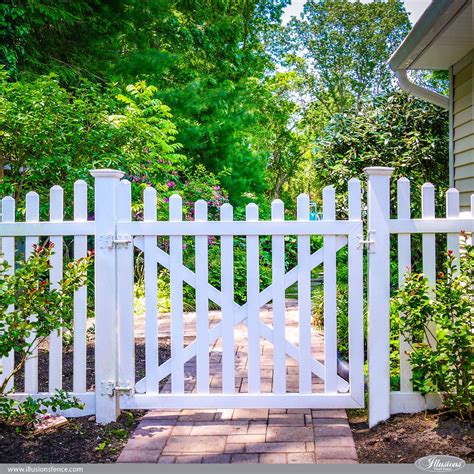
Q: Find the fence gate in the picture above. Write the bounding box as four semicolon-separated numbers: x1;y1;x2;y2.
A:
5;167;469;425
108;173;365;412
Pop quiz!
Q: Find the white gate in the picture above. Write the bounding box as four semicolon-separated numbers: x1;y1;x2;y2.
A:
113;176;364;411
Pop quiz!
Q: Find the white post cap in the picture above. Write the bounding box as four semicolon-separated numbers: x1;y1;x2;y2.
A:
363;167;395;176
90;169;125;179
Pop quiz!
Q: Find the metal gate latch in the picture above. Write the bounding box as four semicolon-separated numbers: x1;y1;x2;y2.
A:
357;230;375;253
100;381;133;396
98;234;132;249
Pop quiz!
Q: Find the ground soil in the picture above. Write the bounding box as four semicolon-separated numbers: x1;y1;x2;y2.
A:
1;339;170;463
348;409;473;464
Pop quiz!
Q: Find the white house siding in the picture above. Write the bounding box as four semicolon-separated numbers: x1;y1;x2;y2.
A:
452;50;474;212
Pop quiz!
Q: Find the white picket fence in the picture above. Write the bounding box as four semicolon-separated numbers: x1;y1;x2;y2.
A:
0;167;472;427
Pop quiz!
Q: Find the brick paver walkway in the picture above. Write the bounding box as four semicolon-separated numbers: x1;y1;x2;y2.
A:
117;302;358;464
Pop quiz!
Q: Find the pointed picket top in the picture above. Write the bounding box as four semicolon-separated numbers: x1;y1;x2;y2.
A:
322;186;336;220
296;194;310;220
1;196;15;221
271;199;284;220
116;179;131;221
143;186;157;221
397;177;410;219
445;188;459;218
421;182;435;218
169;194;182;221
195;199;208;221
26;191;39;221
245;203;259;221
348;178;361;221
50;185;64;221
74;180;88;221
220;202;233;221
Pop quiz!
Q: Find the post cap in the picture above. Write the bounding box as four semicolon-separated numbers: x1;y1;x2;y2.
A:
90;169;125;179
363;166;395;176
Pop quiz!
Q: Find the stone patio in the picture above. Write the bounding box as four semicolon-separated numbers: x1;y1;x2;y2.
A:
117;302;358;464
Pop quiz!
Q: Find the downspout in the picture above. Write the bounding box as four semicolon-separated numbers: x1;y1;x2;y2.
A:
394;70;449;110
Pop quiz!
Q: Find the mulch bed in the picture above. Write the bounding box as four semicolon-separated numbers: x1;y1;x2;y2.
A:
348;409;473;464
1;338;171;463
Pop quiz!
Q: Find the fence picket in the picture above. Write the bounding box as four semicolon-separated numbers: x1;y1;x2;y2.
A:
246;203;260;394
271;200;286;394
49;186;64;392
0;197;15;392
323;186;337;394
220;203;235;394
144;187;159;394
195;200;209;394
397;177;413;392
446;189;460;273
73;180;88;393
347;178;364;404
170;194;184;393
117;180;135;391
421;183;436;348
297;194;311;394
24;191;40;393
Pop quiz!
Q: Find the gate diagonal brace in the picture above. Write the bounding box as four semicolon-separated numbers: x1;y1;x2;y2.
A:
133;235;352;394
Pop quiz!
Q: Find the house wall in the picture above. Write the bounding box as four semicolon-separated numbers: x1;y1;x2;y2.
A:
452;50;474;212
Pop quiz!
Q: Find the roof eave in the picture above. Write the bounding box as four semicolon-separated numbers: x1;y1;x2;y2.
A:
388;0;467;71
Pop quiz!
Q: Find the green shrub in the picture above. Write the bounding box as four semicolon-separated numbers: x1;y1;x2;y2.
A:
392;237;473;421
0;243;91;426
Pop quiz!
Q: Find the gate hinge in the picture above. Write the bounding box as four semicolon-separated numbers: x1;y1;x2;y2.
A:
357;230;375;253
98;234;132;249
100;380;134;396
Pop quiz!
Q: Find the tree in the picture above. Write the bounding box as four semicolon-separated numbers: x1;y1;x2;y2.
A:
286;0;410;117
313;91;449;215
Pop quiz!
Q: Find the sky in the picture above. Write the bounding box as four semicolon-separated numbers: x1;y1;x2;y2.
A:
282;0;433;25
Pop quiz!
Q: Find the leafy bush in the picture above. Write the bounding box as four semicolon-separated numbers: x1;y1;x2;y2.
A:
0;243;91;426
0;390;83;429
392;237;473;421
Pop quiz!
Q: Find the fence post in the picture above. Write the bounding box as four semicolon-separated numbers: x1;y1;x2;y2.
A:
91;169;124;424
364;166;394;428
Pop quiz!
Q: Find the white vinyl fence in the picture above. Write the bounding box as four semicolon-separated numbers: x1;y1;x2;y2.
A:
0;167;472;426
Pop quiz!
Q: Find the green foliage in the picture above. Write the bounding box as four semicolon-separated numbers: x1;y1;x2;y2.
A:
0;389;83;428
0;242;92;394
0;72;184;215
392;238;474;421
286;0;410;116
314;91;449;216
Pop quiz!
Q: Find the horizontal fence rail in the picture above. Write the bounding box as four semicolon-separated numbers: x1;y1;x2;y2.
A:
0;167;471;426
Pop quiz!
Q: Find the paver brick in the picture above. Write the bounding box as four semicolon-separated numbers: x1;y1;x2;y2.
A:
314;435;355;448
228;433;266;443
175;455;203;463
190;422;247;436
202;454;232;463
287;452;315;464
316;446;358;460
312;409;347;419
117;450;160;463
231;454;259;463
157;456;176;464
245;442;306;453
232;409;269;420
163;435;226;454
224;444;246;454
266;426;314;442
248;422;267;435
313;425;352;437
259;453;287;463
268;414;305;426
